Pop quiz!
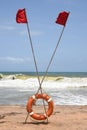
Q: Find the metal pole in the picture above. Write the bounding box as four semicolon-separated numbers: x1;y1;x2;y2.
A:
25;9;41;87
36;26;65;93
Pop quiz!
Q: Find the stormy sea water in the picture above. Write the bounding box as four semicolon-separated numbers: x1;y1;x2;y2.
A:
0;72;87;105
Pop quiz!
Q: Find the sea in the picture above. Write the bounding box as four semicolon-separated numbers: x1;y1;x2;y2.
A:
0;72;87;105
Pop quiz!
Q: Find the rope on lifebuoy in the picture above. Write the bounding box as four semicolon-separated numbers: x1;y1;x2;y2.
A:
26;93;54;120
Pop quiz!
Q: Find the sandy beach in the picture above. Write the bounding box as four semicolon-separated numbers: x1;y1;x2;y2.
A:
0;105;87;130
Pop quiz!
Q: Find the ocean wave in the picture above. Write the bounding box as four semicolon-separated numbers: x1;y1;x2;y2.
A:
0;77;87;89
0;75;87;105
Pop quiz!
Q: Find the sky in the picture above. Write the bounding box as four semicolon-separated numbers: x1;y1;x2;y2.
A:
0;0;87;72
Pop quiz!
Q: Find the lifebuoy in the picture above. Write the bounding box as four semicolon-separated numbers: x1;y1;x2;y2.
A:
26;93;54;120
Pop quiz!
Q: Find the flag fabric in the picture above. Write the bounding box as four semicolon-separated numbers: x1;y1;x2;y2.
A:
55;11;69;26
16;8;27;23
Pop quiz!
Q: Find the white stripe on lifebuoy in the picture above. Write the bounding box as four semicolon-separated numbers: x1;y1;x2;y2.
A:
30;111;34;116
47;98;52;102
32;95;36;99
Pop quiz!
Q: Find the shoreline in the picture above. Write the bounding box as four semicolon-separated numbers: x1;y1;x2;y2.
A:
0;105;87;130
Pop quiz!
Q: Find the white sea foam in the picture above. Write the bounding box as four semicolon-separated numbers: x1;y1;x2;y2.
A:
0;77;87;105
0;77;87;89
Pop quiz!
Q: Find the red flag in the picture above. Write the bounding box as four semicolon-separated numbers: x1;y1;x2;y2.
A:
55;11;69;26
16;8;27;23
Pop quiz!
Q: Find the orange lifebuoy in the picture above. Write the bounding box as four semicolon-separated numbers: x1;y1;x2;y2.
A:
26;93;54;120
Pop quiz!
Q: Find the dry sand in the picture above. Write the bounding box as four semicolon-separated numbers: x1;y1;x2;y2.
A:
0;105;87;130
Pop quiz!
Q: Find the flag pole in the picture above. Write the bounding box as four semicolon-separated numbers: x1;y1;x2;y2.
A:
37;26;65;93
25;9;41;87
41;26;65;84
38;11;70;88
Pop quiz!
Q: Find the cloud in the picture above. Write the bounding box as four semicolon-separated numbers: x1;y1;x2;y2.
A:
31;30;44;36
0;25;15;31
19;30;44;37
0;57;30;64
